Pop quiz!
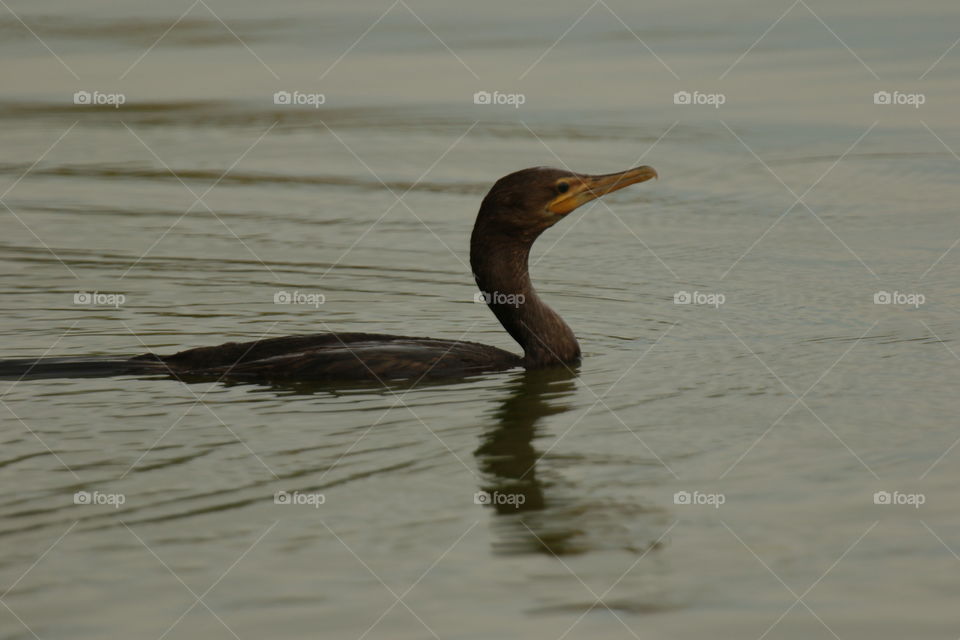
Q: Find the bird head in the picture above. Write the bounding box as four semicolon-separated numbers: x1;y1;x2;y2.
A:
476;165;658;238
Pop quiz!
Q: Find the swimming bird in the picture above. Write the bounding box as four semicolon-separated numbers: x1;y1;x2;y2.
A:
1;165;657;383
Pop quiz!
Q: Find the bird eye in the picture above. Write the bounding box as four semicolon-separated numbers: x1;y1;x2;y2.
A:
557;182;570;194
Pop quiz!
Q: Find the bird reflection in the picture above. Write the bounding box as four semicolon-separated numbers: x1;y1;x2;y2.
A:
474;367;581;554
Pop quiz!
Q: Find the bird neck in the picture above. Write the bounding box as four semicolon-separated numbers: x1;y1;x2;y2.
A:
470;229;580;368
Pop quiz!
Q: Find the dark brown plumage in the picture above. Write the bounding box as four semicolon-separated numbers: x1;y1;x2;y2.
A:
0;165;656;383
127;333;522;382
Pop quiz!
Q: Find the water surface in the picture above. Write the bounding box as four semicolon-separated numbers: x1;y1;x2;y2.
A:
2;1;960;638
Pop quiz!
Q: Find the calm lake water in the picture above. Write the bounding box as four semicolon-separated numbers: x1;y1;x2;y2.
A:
2;0;960;638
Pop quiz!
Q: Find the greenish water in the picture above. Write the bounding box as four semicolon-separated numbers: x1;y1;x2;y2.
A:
2;1;960;638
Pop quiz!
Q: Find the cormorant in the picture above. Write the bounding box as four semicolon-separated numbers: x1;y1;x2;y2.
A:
0;165;657;383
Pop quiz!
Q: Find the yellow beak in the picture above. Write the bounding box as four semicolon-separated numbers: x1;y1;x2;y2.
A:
547;165;658;215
